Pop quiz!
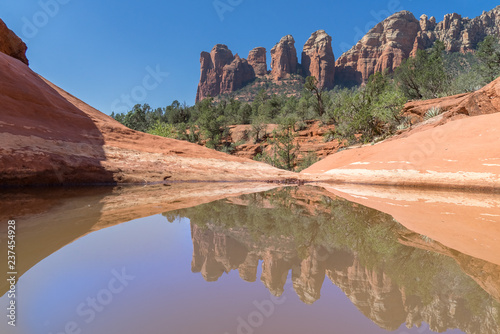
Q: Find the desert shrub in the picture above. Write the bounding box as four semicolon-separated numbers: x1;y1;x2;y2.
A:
424;107;441;120
148;120;177;138
329;72;405;144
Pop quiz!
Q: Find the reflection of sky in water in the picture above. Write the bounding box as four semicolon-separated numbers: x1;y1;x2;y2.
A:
1;214;465;334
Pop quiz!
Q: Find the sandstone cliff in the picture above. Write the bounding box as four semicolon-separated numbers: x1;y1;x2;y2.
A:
247;47;267;77
196;44;256;102
270;34;299;80
196;6;500;99
301;30;335;90
220;54;255;94
336;6;500;84
335;11;420;85
196;32;337;102
412;6;500;55
0;18;28;65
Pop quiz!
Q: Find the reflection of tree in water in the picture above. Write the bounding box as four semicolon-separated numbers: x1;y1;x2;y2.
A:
164;186;500;334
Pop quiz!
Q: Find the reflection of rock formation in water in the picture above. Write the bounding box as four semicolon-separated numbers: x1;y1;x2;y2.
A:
190;224;248;282
261;250;293;296
327;257;406;330
292;247;328;304
189;220;500;334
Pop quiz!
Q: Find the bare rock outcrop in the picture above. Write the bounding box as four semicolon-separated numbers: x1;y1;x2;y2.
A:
196;44;236;102
221;54;255;94
336;6;500;85
335;11;420;85
411;6;500;54
302;76;500;191
301;30;335;90
247;47;267;77
270;35;298;80
0;19;28;65
196;45;258;102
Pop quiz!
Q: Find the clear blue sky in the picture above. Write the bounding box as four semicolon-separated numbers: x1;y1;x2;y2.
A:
1;0;498;115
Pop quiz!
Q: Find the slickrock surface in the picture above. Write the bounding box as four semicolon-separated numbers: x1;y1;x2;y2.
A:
302;76;500;191
0;51;293;186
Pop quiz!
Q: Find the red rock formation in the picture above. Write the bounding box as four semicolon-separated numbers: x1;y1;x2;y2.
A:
0;19;28;65
270;35;298;80
196;37;300;101
196;44;235;102
411;7;500;55
247;47;267;77
301;30;335;90
196;7;500;97
220;54;255;94
196;45;257;102
337;6;500;85
335;11;420;85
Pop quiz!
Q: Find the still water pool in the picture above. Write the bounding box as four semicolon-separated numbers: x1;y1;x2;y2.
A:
1;185;498;334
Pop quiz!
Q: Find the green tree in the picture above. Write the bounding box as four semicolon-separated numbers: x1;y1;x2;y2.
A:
331;73;405;144
164;100;190;124
258;120;300;171
304;76;326;117
251;115;267;143
395;40;450;100
122;104;153;132
476;35;500;83
195;98;229;149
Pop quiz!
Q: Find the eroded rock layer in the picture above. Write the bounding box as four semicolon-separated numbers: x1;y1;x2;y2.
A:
302;30;335;90
270;34;299;80
336;6;500;84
